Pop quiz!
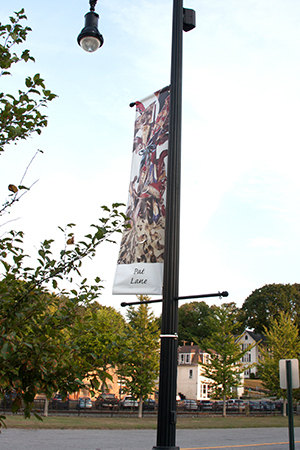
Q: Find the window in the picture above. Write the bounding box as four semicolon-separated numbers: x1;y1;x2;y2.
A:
189;369;193;379
242;353;251;363
179;353;191;364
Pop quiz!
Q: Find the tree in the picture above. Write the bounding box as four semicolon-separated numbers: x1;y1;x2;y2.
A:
240;283;300;334
258;311;300;415
73;304;125;393
178;301;214;346
118;296;160;418
0;207;126;425
200;303;254;417
0;10;128;427
0;9;57;154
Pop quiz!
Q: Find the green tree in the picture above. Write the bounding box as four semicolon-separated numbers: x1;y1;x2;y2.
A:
0;9;57;154
0;207;126;425
178;301;213;346
74;304;125;393
240;283;300;334
258;311;300;415
200;303;254;417
0;9;128;428
119;296;160;418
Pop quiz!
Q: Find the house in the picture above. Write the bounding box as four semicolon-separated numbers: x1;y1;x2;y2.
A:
177;343;213;400
236;330;266;378
177;342;245;400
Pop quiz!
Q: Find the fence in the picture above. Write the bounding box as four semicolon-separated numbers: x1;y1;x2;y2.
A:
0;398;296;416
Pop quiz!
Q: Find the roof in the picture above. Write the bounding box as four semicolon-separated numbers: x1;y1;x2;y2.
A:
246;330;266;343
236;330;266;343
178;345;203;353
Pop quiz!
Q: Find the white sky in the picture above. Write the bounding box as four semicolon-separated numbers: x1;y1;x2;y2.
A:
1;0;300;317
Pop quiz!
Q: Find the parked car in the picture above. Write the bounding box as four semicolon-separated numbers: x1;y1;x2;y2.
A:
215;399;245;412
50;394;69;410
215;401;224;411
261;401;275;411
120;396;138;409
177;399;198;411
143;399;156;410
95;393;119;409
76;397;93;409
274;400;283;412
249;401;262;411
198;400;214;411
226;399;246;411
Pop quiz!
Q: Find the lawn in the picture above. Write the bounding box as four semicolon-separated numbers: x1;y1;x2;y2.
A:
2;414;300;430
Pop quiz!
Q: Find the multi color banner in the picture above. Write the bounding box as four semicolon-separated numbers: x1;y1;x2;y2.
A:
112;86;170;295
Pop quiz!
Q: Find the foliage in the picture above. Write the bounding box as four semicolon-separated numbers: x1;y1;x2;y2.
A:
178;301;214;346
1;149;42;217
200;303;255;417
118;296;160;418
0;281;85;418
0;9;130;428
0;9;57;153
258;311;300;401
0;205;127;418
73;304;125;393
240;283;300;334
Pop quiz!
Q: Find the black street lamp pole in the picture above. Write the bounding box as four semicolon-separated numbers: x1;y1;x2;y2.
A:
152;4;195;449
78;2;195;449
153;2;184;449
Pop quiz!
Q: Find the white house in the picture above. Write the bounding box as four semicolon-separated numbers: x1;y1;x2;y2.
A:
236;330;266;378
177;343;245;400
177;344;213;400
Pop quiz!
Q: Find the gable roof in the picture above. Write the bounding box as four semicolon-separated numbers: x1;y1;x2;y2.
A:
235;330;267;344
246;330;266;343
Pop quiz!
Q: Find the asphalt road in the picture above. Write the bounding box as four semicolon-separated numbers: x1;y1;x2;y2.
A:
1;427;300;450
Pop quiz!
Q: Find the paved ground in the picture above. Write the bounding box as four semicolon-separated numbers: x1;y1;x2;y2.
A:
1;427;300;450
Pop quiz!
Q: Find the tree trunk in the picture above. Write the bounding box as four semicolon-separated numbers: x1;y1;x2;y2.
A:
138;395;143;418
43;397;49;417
283;398;287;417
222;394;226;418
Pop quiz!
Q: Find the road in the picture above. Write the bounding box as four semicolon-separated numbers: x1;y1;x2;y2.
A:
1;428;300;450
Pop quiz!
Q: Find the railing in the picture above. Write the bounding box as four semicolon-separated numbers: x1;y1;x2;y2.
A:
1;397;297;417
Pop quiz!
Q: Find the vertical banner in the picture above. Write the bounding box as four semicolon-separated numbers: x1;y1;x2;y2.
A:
112;86;170;295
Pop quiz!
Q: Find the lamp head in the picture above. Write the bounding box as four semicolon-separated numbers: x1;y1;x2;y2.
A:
77;2;104;52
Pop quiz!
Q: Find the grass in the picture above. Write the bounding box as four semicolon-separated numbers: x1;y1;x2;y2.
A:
2;414;300;430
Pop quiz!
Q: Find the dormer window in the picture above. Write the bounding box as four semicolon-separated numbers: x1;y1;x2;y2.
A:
178;353;191;364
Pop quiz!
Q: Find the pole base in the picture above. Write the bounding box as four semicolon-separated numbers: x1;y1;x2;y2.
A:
152;447;180;450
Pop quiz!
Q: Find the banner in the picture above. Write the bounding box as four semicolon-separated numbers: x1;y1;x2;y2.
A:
112;86;170;295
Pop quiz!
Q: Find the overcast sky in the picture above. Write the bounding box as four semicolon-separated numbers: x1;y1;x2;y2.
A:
1;0;300;317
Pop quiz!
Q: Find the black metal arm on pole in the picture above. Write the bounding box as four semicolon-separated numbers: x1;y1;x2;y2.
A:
121;298;163;307
120;291;229;307
176;291;229;301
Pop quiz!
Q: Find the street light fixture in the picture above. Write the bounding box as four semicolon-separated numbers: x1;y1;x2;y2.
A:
77;0;104;52
78;1;195;449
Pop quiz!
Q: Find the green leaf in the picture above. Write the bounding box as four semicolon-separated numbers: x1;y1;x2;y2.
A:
1;342;9;360
34;412;43;422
